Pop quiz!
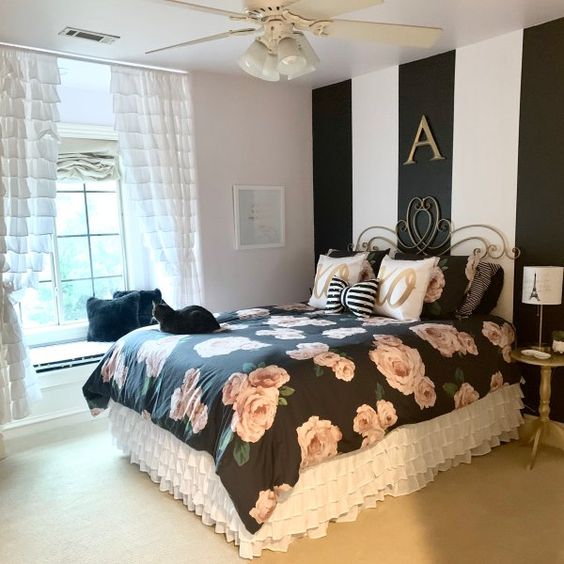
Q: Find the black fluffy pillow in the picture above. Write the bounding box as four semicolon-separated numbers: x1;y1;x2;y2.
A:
87;292;141;342
394;253;470;319
113;288;162;326
327;249;390;280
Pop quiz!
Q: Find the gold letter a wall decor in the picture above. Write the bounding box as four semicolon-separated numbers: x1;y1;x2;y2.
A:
403;115;445;165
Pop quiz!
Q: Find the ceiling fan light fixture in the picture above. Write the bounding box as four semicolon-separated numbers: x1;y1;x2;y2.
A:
262;54;281;81
287;34;320;80
277;36;307;75
238;40;280;81
238;39;268;73
296;34;320;66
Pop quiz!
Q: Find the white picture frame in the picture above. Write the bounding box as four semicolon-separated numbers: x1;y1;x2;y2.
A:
233;185;286;250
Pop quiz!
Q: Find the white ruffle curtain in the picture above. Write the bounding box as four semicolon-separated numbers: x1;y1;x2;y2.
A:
111;66;202;308
0;48;60;424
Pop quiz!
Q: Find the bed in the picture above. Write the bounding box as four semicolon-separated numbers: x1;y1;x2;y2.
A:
83;197;524;559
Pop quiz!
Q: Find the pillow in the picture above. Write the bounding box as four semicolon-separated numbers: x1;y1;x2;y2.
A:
87;292;141;342
394;254;470;319
475;267;504;314
373;255;438;321
309;253;367;309
113;288;162;326
326;277;379;318
328;249;390;281
456;262;502;318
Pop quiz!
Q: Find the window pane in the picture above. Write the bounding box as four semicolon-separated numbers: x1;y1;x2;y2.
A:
91;235;123;277
57;181;84;192
85;180;117;192
20;282;58;327
94;276;124;299
61;280;92;322
58;237;92;280
87;193;119;234
56;192;87;236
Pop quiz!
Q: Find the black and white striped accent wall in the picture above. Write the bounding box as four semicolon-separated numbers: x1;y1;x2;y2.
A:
312;17;564;422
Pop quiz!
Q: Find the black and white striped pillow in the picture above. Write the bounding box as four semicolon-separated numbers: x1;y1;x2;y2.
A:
456;262;502;318
326;276;379;318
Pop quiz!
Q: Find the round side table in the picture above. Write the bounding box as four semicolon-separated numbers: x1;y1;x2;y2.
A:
511;348;564;469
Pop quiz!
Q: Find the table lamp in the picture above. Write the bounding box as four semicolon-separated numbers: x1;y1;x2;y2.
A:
522;266;564;350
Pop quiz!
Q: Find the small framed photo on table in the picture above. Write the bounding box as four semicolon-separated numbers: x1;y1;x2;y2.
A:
233;185;285;250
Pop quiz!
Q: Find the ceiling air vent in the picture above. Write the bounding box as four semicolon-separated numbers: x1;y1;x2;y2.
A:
59;27;120;45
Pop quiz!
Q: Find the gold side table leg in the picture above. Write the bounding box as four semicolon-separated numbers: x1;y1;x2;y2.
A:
528;366;552;470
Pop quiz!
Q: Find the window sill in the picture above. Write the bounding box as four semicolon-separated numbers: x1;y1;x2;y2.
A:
25;322;89;348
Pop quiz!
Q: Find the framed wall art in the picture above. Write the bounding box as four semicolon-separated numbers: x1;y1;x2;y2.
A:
233;185;285;249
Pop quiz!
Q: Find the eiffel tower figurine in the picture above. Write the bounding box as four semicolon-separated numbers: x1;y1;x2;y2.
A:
529;273;540;302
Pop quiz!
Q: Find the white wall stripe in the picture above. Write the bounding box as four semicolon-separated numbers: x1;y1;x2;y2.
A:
451;30;523;321
352;66;399;243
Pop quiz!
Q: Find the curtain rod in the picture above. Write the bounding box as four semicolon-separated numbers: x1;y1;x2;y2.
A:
0;41;188;74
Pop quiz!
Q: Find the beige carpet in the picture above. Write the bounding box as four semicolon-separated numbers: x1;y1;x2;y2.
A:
1;420;563;564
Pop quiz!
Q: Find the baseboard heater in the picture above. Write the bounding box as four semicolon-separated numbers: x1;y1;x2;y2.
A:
30;341;112;373
33;354;105;373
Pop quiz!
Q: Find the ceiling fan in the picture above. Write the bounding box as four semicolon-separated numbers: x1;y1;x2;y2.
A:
147;0;442;81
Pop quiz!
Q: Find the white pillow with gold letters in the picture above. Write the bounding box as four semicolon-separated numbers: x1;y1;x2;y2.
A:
374;255;439;320
309;253;367;309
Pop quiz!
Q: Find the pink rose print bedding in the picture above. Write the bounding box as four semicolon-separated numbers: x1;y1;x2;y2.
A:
83;304;520;535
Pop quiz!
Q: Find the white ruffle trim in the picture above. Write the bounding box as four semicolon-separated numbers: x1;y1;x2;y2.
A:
109;384;524;559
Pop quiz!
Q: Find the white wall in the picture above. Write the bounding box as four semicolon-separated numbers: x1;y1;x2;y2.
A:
352;66;399;243
191;72;314;312
451;31;523;321
351;33;524;321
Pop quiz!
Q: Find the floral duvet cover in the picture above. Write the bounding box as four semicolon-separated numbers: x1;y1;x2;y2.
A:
83;304;520;534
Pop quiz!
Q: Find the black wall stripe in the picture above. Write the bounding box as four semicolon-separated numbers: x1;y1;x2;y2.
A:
398;51;455;245
515;17;564;422
312;80;352;259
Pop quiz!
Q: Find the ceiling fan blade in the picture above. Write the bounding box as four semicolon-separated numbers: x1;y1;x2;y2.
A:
146;28;257;54
286;0;383;20
323;20;442;48
162;0;247;19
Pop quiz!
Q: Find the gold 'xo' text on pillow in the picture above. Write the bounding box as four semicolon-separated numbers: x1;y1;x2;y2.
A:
374;256;438;321
309;253;367;309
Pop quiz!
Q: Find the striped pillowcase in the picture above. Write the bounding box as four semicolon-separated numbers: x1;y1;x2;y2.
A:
326;276;379;318
456;262;502;318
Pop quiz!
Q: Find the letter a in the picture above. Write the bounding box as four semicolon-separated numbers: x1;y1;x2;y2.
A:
404;115;445;165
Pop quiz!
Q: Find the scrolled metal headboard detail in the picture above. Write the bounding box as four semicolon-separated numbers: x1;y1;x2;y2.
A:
354;196;521;261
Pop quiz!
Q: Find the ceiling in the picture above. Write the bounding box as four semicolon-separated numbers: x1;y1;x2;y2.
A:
1;0;563;88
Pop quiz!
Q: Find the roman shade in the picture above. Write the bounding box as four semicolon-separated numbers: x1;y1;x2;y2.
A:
57;138;118;182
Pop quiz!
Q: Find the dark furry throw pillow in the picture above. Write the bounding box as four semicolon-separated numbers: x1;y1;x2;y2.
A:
87;292;140;342
113;288;162;326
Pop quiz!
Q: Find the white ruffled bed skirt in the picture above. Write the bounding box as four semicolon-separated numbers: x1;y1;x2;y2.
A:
109;384;524;559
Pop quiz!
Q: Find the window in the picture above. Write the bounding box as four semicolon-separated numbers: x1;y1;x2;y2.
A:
20;179;127;329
